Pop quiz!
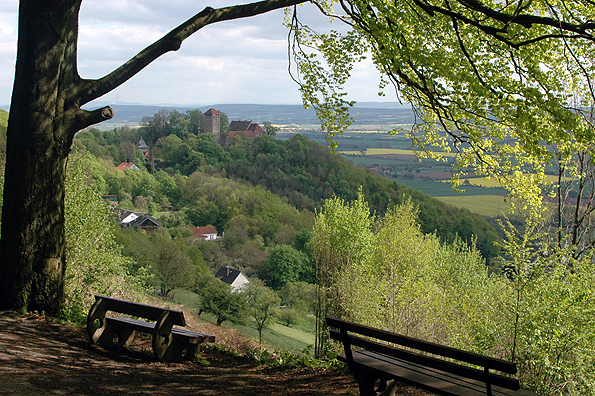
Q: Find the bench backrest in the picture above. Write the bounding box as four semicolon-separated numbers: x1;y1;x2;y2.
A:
95;295;187;326
327;316;520;391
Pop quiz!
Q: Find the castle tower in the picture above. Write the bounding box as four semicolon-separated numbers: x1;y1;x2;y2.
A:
204;108;221;139
135;136;150;154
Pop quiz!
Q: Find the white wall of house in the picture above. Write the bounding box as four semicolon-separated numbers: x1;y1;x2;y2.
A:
121;213;139;224
230;272;250;292
203;232;217;240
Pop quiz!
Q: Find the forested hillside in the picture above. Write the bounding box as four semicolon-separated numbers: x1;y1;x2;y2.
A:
74;108;500;258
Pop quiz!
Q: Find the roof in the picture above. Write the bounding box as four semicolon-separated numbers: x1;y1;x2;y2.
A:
130;215;161;228
136;137;149;150
229;120;252;132
117;209;140;224
205;108;221;116
116;209;161;228
189;226;218;238
228;120;265;140
215;266;246;286
248;124;265;135
116;162;139;171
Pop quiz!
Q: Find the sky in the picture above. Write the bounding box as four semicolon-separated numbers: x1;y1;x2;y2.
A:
0;0;396;108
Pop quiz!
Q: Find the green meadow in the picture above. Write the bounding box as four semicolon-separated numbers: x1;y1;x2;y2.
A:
172;289;315;354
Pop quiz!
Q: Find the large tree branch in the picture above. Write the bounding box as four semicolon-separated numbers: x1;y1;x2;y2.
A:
454;0;595;33
78;0;309;105
408;0;595;48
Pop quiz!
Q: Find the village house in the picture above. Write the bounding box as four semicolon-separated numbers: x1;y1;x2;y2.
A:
116;162;139;171
189;226;220;241
215;266;250;291
116;209;161;235
225;120;265;146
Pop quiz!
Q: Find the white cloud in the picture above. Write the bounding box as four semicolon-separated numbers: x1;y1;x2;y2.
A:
0;0;394;106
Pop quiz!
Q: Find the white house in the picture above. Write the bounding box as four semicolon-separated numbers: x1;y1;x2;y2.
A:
215;266;250;292
189;226;219;241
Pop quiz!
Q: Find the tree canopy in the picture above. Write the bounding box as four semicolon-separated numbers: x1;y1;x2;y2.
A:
292;0;595;214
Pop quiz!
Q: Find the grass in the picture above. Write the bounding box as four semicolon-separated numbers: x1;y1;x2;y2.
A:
171;288;315;354
269;322;315;345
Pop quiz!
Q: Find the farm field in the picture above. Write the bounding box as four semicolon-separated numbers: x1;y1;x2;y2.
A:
465;175;566;188
395;178;507;197
342;148;458;157
333;140;511;218
434;195;511;217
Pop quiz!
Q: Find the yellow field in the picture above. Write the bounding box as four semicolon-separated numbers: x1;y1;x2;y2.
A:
435;195;511;217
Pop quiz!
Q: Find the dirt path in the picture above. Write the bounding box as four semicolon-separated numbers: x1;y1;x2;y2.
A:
0;311;428;396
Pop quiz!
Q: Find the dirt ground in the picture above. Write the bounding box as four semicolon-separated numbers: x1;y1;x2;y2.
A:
0;311;430;396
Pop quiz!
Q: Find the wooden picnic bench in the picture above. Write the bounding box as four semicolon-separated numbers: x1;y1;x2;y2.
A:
87;295;215;362
327;316;540;396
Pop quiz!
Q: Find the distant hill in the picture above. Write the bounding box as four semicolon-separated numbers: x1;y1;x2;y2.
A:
68;102;415;128
2;102;415;128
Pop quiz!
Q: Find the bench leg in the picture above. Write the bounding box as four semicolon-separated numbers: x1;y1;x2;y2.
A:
355;372;378;396
113;328;136;348
158;339;199;362
152;311;178;361
354;373;397;396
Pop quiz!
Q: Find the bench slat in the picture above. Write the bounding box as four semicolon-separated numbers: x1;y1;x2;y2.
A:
172;328;216;344
327;316;516;374
106;317;215;344
344;350;524;396
330;329;519;391
96;295;186;326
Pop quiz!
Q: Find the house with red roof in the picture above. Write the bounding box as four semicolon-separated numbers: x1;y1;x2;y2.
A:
226;120;265;144
189;226;219;241
116;162;139;171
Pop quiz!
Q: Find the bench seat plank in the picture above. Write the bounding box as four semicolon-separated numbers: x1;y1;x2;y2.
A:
330;328;518;390
107;317;216;345
96;295;186;326
341;350;535;396
171;327;216;344
326;316;539;396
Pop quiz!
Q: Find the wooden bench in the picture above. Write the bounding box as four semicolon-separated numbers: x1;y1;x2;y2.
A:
87;295;215;362
327;316;540;396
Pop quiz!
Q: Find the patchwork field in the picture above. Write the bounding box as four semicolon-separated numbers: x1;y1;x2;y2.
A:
336;143;510;218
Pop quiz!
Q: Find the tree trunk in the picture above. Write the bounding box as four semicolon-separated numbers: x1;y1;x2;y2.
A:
0;0;83;314
0;0;307;315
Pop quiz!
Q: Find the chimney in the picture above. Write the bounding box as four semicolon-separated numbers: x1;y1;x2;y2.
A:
226;266;230;277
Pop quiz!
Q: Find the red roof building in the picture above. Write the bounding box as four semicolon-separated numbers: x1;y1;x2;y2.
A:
116;162;139;171
227;120;265;140
189;226;219;241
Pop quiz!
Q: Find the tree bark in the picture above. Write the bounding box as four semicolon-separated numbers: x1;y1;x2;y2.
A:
0;0;308;315
0;0;87;314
